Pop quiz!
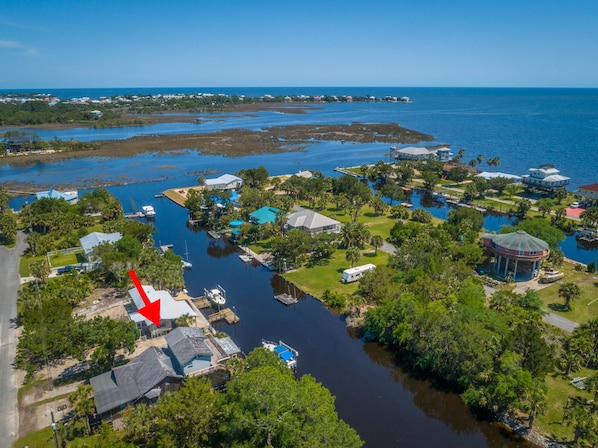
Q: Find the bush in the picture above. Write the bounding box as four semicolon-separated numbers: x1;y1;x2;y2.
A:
322;289;347;309
587;260;596;274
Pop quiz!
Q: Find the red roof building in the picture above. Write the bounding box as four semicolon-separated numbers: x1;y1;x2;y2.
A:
578;183;598;201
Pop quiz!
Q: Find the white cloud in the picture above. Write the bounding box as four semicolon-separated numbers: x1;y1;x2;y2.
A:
0;40;37;56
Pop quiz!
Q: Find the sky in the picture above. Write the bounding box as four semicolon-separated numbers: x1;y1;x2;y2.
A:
1;0;598;89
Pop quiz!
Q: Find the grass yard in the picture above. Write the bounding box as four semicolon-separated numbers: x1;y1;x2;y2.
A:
536;264;598;324
535;369;595;444
48;250;84;267
284;249;389;299
13;426;55;448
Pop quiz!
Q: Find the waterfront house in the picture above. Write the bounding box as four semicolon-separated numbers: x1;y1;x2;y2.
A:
165;327;213;376
166;327;242;377
286;208;341;235
35;189;79;202
80;231;122;263
4;135;33;153
577;183;598;203
127;285;199;338
521;164;570;192
390;146;452;162
204;174;243;190
481;230;549;281
249;206;281;225
90;346;183;421
476;172;522;182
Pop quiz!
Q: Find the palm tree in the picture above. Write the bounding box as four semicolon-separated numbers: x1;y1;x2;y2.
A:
370;235;384;255
345;246;361;267
477;154;484;166
558;282;581;310
69;383;95;435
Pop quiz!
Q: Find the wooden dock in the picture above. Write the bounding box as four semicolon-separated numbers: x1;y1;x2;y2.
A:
334;167;363;178
124;212;144;219
207;308;239;324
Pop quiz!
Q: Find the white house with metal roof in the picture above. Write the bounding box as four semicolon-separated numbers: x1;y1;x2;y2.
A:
390;146;452;162
521;164;570;191
286;208;341;235
127;285;198;337
204;174;244;190
79;231;122;261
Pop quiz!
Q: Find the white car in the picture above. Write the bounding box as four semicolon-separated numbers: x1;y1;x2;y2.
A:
569;202;581;208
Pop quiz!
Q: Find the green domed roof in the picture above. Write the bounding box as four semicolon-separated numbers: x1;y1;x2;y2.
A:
483;230;549;252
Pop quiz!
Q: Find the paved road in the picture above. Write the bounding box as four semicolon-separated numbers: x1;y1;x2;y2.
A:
542;312;580;333
0;231;26;444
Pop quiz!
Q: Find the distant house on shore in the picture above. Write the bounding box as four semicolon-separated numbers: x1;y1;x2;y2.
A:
286;208;341;235
521;164;570;192
577;183;598;202
476;172;521;182
249;206;281;225
35;189;79;202
3;135;33;153
204;174;243;190
390;146;452;163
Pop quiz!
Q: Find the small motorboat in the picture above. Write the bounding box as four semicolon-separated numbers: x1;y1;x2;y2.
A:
141;205;156;218
205;286;226;306
540;268;564;283
262;339;298;371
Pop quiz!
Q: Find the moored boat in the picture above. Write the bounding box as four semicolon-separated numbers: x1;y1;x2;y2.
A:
141;205;156;218
205;285;226;306
262;339;298;371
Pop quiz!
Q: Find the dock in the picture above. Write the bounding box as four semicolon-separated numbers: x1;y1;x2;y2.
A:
334;167;364;179
275;293;298;306
124;211;144;219
207;308;239;324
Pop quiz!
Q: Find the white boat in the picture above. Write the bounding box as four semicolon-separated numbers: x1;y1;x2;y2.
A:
205;286;226;306
540;269;564;283
239;254;253;263
182;241;192;269
262;339;298;371
141;205;156;218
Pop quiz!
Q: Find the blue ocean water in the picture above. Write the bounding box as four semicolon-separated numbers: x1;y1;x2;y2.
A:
5;87;597;188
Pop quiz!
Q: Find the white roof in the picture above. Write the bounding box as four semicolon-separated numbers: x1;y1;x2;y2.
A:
287;209;340;230
205;174;242;186
343;264;376;275
476;171;522;181
394;146;433;156
80;232;122;255
128;285;197;325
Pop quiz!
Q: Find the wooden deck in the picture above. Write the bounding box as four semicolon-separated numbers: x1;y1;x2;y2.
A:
207;308;239;324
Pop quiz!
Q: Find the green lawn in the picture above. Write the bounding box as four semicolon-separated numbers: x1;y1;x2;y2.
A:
13;426;55;448
535;264;598;324
535;369;595;443
48;250;84;267
285;248;389;299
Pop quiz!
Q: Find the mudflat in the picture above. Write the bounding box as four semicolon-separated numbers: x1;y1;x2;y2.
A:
0;122;434;166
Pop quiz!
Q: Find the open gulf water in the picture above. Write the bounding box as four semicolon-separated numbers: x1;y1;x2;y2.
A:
4;87;598;446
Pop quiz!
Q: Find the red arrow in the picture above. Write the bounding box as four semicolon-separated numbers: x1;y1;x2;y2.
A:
128;269;161;327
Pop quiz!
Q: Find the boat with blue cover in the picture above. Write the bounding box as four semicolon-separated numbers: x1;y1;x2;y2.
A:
262;339;299;371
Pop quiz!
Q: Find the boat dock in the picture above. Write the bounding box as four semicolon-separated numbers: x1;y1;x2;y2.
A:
334;167;364;179
207;308;239;324
124;211;144;219
275;293;298;306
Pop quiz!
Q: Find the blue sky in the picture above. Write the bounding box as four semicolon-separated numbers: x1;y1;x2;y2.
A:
1;0;597;88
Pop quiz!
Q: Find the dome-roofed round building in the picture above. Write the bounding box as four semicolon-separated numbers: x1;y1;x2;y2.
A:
481;230;550;281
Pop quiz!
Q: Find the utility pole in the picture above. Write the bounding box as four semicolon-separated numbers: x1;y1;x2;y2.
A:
50;408;59;448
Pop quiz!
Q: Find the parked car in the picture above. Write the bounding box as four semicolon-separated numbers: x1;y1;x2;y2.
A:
569;202;581;208
57;265;80;275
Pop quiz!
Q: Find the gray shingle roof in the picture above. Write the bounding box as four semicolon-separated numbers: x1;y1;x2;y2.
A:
286;208;340;230
90;346;182;415
483;230;549;252
165;327;212;367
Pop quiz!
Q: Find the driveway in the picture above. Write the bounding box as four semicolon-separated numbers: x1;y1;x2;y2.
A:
0;230;26;443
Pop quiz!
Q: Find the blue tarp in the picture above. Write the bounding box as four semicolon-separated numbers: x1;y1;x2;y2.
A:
274;345;294;362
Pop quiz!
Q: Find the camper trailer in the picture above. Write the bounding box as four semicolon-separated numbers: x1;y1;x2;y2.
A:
342;264;376;283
